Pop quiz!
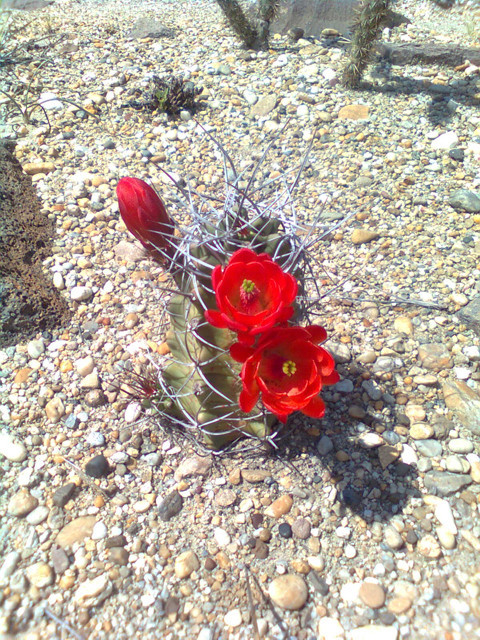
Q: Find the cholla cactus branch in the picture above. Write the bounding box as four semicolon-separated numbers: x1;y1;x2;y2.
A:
342;0;390;88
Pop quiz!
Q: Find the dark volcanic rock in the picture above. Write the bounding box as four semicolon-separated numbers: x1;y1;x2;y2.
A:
376;41;480;67
85;455;110;479
0;140;69;346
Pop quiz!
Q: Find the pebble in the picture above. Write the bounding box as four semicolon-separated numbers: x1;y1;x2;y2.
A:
26;562;54;588
268;575;308;610
0;552;20;584
27;338;45;359
351;229;380;244
350;625;398;640
175;550;200;578
292;518;311;539
92;521;108;540
215;489;237;507
45;397;65;423
394;316;414;335
158;490;183;521
338;104;369;120
384;526;404;550
448;189;480;213
415;439;443;458
362;379;382;400
278;523;293;539
418;343;452;370
265;494;293;518
124;401;142;423
70;285;93;301
317;617;345;639
431;131;459;150
56;516;97;548
446;455;470;474
388;597;412;615
0;431;28;462
241;468;271;483
410;423;434;440
75;574;112;607
436;526;456;550
174;455;212;481
75;355;95;376
224;609;242;627
214;527;231;547
7;488;38;517
359;581;386;609
417;534;442;558
52;483;76;508
316;434;333;455
424;470;472;495
26;506;49;525
51;547;70;574
85;454;110;478
358;432;383;448
448;438;474;454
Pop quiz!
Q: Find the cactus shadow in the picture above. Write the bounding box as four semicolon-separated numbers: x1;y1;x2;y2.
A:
246;359;422;526
358;64;475;126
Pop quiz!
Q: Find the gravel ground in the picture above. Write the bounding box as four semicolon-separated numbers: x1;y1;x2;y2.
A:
1;1;480;639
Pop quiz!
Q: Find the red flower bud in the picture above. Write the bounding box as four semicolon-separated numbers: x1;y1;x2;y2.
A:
116;177;174;257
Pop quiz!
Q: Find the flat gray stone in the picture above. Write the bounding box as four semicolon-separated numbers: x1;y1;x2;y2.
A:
448;189;480;213
424;470;472;496
128;18;175;39
415;439;443;458
458;297;480;337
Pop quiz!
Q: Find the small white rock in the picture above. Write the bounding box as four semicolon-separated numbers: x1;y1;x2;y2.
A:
70;286;93;302
75;356;95;377
0;432;28;462
224;609;242;627
91;521;108;540
124;401;142;423
214;527;231;548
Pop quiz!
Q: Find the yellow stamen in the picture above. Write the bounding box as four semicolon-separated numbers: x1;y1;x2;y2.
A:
242;279;256;293
282;360;297;376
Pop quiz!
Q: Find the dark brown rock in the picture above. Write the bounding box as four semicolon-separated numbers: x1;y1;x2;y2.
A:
376;42;480;67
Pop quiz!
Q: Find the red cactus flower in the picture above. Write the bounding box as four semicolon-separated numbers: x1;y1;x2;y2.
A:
230;325;339;423
204;248;298;345
116;177;174;256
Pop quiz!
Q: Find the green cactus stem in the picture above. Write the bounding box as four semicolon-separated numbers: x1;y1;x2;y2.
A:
342;0;391;88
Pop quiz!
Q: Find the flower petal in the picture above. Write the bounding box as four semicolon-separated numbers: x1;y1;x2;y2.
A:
301;395;326;419
204;309;228;328
230;342;255;363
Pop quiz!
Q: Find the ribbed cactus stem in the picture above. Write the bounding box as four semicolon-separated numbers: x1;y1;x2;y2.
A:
342;0;390;88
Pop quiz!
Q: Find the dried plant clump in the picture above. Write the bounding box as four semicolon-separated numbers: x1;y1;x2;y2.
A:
124;75;202;116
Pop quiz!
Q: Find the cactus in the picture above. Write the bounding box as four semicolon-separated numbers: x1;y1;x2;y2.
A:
342;0;391;88
214;0;281;51
116;132;348;452
157;207;293;449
